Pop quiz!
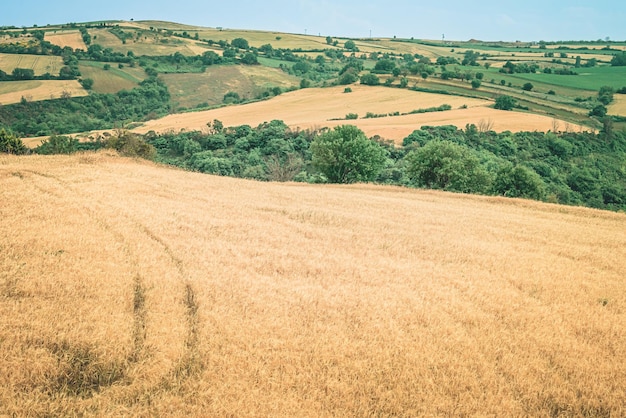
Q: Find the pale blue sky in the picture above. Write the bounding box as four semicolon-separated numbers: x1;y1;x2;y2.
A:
2;1;624;42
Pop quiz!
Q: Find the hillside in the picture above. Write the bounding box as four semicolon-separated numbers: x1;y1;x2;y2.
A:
2;20;626;141
134;84;587;142
1;152;625;416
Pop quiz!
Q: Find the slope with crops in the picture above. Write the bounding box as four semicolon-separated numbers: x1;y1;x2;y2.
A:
1;152;625;416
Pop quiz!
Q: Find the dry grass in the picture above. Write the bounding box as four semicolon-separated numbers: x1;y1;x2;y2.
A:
162;65;299;109
0;80;87;104
135;85;584;142
45;30;87;50
89;28;211;57
0;53;64;76
1;152;625;416
609;95;626;116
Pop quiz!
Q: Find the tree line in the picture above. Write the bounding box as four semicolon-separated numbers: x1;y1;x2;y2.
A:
6;119;623;212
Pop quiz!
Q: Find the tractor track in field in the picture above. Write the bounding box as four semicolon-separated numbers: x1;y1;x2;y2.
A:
19;168;204;396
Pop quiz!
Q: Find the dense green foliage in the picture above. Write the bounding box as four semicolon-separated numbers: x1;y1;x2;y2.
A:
0;129;27;154
310;125;388;183
0;78;171;136
405;141;491;193
145;120;315;182
142;122;626;211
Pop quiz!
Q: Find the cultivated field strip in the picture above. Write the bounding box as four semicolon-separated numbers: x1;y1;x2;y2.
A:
134;85;586;143
1;152;625;416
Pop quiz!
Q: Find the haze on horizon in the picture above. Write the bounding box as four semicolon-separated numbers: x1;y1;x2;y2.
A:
1;0;624;42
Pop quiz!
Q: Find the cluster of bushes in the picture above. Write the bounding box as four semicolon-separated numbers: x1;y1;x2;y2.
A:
0;77;171;136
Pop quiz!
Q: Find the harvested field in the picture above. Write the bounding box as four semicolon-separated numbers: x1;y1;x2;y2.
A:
1;152;625;416
89;28;209;57
45;30;87;50
135;85;585;142
609;95;626;117
0;53;63;76
0;80;87;104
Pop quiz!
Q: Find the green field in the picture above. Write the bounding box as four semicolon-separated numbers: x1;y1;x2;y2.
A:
78;61;146;93
500;66;626;91
162;65;299;109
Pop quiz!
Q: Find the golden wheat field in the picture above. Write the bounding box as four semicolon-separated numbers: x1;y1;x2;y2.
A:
44;30;88;51
609;95;626;117
135;85;583;142
1;152;625;416
0;53;64;77
0;79;87;105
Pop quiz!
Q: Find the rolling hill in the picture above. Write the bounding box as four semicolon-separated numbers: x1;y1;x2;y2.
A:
2;19;626;142
1;152;625;416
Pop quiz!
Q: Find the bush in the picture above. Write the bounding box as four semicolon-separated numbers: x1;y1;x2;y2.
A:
0;129;27;154
494;95;517;110
35;135;79;154
493;164;546;200
589;104;607;117
105;131;156;159
360;73;380;86
223;91;241;104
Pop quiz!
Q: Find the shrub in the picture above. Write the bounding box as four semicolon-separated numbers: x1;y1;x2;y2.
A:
360;73;380;86
105;131;156;159
223;91;241;104
493;164;546;200
35;135;79;154
494;95;517;110
0;129;27;154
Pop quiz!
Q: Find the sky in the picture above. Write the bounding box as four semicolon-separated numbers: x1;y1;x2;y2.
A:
1;1;624;42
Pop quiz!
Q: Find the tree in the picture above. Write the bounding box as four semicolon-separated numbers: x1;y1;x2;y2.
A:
338;68;359;84
494;95;517;110
374;59;396;73
493;164;546;200
405;141;491;193
344;40;357;51
11;68;34;80
522;82;534;91
241;52;258;65
80;78;94;90
325;36;333;45
589;104;607;117
610;52;626;66
360;73;380;85
598;86;614;105
231;37;249;49
0;129;27;154
310;125;387;183
471;79;481;89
